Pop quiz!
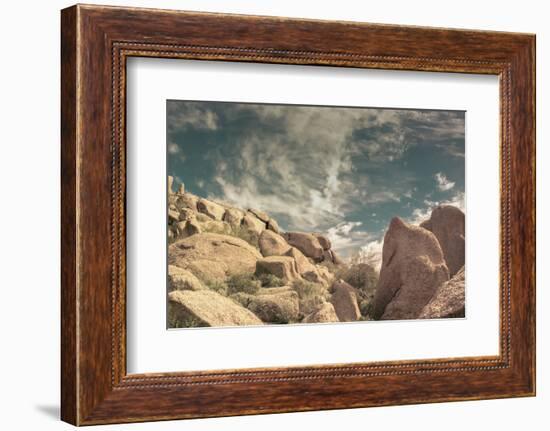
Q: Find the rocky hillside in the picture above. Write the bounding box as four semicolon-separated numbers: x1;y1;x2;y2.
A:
166;176;375;328
372;205;465;320
166;176;465;327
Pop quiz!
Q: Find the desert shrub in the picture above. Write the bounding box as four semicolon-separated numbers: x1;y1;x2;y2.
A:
204;279;229;295
291;279;329;301
335;263;378;298
167;309;204;329
257;273;285;288
358;298;374;320
222;224;257;247
226;273;261;295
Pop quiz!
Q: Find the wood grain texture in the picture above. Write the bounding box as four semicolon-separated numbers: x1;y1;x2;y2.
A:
60;4;536;425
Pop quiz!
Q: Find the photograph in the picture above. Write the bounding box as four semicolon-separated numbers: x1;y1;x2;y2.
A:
166;100;466;328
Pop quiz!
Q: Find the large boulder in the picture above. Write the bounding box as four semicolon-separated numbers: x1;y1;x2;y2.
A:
234;287;300;324
420;205;465;277
373;217;450;320
285;247;325;285
303;302;340;323
420;266;465;319
283;232;324;261
197;198;226;221
330;280;361;322
168;265;205;291
255;256;301;283
242;212;266;236
259;230;290;257
223;207;245;228
175;193;199;212
248;208;270;223
266;218;281;234
169;290;263;327
168;233;262;282
314;234;331;251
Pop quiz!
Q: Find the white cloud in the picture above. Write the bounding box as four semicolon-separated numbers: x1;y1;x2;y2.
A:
326;221;372;256
167;103;218;131
168;142;180;154
408;191;465;225
434;172;455;191
357;238;384;272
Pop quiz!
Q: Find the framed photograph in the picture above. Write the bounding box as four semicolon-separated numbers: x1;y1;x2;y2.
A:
61;4;536;425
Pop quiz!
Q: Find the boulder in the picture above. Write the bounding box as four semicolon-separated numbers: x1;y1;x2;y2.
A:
420;205;465;277
330;280;361;322
178;208;196;221
317;265;335;285
248;208;270;223
168;233;262;283
303;302;340;323
168;265;205;291
175;193;199;212
185;219;201;236
420;266;465;319
259;230;290;257
285;247;325;285
169;290;263;327
314;234;331;250
197;198;226;221
242;287;300;323
168;208;179;223
373;217;450;320
242;212;266;236
267;218;281;234
283;232;324;261
168;176;174;194
256;256;301;283
223;207;245;228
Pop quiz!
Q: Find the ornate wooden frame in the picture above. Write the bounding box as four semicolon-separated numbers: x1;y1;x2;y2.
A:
61;4;536;425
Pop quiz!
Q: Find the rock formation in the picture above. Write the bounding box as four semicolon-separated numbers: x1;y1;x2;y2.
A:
419;266;465;318
166;176;466;327
420;205;465;277
168;265;205;291
372;217;450;320
259;230;291;257
169;290;263;327
303;302;340;323
283;232;325;261
233;287;300;324
169;233;262;282
330;280;361;322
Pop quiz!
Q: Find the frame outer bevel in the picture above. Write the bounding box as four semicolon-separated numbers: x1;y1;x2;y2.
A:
60;4;536;425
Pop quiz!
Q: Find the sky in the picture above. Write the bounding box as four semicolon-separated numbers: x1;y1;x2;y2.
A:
167;100;465;269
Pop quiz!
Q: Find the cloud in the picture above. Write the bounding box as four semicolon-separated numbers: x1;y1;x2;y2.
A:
326;221;371;254
168;142;180;154
206;104;423;231
357;238;385;272
167;102;218;132
434;172;455;191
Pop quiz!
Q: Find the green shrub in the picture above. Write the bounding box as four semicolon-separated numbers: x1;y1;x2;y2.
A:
335;263;378;297
257;273;285;288
358;298;374;320
167;309;204;328
204;279;229;295
226;273;261;295
229;225;259;247
291;279;329;301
